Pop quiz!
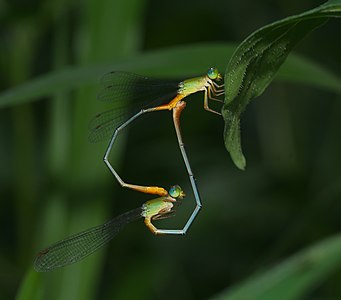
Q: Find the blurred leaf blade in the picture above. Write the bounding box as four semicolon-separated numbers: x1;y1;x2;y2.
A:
213;234;341;300
276;53;341;93
222;0;341;170
0;44;234;108
1;43;341;109
15;270;41;300
55;0;147;299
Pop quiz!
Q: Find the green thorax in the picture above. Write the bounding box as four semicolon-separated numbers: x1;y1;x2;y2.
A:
142;196;173;218
178;75;209;97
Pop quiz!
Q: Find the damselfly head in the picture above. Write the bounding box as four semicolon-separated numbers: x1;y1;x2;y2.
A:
207;67;222;81
168;185;185;199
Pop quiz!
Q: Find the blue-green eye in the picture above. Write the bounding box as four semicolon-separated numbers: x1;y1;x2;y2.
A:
168;185;184;198
207;67;219;80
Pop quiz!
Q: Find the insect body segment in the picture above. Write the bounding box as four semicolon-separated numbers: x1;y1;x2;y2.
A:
34;185;186;272
178;67;224;115
142;184;185;235
91;67;224;234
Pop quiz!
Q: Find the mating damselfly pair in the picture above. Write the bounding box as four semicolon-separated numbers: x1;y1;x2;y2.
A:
34;67;224;271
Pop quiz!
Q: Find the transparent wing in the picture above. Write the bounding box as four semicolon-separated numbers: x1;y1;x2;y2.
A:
88;107;128;143
34;207;142;272
89;71;180;143
97;71;179;104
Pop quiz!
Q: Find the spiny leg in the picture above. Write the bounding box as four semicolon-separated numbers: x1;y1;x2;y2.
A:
208;86;224;103
152;210;177;221
203;88;222;115
210;81;225;94
212;81;224;89
210;82;225;101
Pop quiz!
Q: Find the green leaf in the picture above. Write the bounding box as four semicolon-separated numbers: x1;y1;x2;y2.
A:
223;0;341;170
15;270;41;300
212;233;341;300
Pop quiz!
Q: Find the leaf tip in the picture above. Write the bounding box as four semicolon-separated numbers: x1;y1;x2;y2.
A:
223;110;247;170
231;152;246;170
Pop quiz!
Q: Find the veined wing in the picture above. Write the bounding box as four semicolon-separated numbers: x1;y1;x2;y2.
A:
97;71;180;104
88;107;128;143
34;207;142;272
89;93;179;143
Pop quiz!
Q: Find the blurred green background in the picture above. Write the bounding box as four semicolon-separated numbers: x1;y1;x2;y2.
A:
1;0;341;299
